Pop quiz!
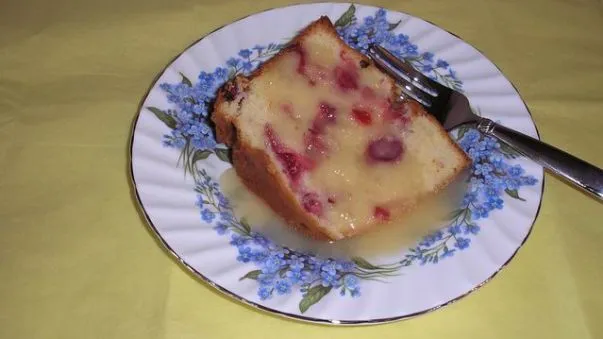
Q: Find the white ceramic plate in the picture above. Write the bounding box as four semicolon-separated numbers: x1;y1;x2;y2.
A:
130;3;543;325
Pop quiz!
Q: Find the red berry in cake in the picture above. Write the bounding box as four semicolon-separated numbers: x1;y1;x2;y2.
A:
373;206;391;221
305;102;338;158
310;102;336;134
265;124;314;186
351;108;373;126
334;65;359;91
366;136;404;163
319;102;337;122
302;192;323;216
304;132;328;158
280;152;312;181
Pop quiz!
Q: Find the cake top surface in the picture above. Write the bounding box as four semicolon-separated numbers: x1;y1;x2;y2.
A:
226;17;469;239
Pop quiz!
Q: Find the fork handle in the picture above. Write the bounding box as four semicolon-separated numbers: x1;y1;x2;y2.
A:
477;118;603;201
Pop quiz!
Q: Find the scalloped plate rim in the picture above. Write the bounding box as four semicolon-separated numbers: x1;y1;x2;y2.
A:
128;2;545;325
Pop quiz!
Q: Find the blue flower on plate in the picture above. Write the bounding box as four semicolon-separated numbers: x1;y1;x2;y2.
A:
261;254;286;274
454;237;471;250
251;249;268;264
213;222;229;235
464;224;480;235
288;255;305;271
226;57;240;68
448;224;462;235
422;51;434;62
250;232;271;247
421;64;434;73
201;208;216;222
436;59;449;68
337;260;355;273
275;279;292;295
285;270;304;284
238;49;253;58
229;234;249;247
343;275;359;289
258;272;275;286
237;246;253;263
241;61;254;72
320;270;340;287
440;247;456;259
258;286;272;300
214;67;229;80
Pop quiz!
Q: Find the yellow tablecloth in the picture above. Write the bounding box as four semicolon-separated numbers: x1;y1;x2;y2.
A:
1;0;602;337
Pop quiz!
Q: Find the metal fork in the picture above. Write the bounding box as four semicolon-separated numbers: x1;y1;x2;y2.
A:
368;44;603;201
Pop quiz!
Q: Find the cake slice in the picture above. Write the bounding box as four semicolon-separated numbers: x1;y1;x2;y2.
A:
212;17;471;241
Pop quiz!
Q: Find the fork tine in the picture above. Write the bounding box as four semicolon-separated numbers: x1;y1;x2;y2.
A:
366;46;432;106
398;81;434;107
368;44;440;97
367;44;454;125
367;45;433;107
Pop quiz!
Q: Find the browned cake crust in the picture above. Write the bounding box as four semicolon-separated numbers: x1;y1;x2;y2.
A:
212;16;471;241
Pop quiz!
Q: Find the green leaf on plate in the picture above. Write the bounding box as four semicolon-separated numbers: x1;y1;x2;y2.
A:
334;4;356;28
239;217;251;234
147;107;177;129
388;19;402;31
299;285;332;313
400;259;412;267
239;270;261;281
505;188;526;201
179;72;193;87
352;257;381;270
231;228;248;236
448;208;465;221
455;124;470;141
192;149;213;163
215;148;231;163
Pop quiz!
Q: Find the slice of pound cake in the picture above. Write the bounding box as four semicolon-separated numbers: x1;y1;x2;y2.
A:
212;17;471;241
